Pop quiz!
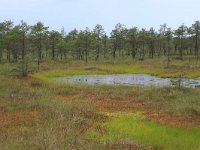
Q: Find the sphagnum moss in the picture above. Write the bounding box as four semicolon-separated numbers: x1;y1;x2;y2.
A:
1;60;200;150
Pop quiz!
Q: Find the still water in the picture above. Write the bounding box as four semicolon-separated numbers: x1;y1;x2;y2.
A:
56;74;200;88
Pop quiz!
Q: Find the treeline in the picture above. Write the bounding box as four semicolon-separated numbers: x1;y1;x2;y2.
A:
0;20;200;67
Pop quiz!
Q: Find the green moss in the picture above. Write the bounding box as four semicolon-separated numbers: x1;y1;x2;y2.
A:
101;114;200;150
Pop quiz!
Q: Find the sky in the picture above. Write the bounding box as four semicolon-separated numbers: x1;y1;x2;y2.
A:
0;0;200;33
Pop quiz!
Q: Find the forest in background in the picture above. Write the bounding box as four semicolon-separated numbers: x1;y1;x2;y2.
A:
0;20;200;74
1;20;200;150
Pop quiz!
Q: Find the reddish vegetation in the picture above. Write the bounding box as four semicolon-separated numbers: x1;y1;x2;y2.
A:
0;112;23;128
85;92;144;112
80;91;200;128
145;111;200;128
0;110;38;139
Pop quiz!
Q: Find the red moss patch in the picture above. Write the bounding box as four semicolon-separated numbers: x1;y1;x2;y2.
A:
83;91;200;128
0;110;39;139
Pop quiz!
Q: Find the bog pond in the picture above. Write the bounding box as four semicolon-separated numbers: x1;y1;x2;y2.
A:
56;74;200;88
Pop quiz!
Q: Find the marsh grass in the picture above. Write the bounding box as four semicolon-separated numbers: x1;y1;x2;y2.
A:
137;87;200;117
1;59;200;150
0;75;107;149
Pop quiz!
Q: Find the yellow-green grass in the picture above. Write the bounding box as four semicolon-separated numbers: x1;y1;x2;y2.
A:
95;113;200;150
30;58;200;81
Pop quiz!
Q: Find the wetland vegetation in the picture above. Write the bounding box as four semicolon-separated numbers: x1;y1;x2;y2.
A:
0;20;200;150
1;59;200;150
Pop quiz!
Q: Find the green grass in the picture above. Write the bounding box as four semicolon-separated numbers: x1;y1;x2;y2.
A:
100;113;200;150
